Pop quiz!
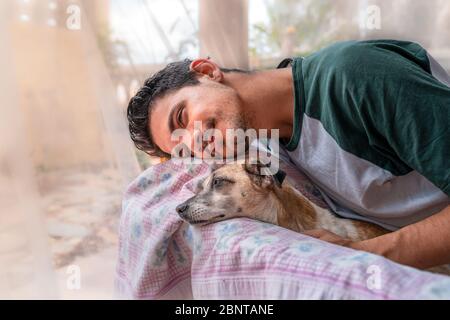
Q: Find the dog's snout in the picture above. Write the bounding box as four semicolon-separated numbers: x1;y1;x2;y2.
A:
176;203;189;214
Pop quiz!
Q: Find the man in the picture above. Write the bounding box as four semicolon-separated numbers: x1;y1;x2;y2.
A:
127;40;450;269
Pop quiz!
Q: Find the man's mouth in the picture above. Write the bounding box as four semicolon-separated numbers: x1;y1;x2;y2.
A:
202;140;221;159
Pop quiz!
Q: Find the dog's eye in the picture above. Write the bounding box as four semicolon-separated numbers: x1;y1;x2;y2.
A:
213;178;224;187
212;177;233;188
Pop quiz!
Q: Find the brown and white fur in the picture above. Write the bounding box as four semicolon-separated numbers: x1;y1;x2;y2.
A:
176;162;387;242
177;162;450;275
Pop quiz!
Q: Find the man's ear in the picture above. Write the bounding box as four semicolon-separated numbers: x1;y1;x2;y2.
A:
190;59;223;81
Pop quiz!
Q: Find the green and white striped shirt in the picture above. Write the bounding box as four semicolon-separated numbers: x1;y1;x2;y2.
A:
280;40;450;231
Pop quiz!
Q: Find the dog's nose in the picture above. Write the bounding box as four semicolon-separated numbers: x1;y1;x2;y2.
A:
176;203;189;214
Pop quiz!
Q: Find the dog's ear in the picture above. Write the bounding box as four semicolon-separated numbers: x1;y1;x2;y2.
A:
243;161;274;189
243;162;285;189
273;170;286;188
243;161;264;176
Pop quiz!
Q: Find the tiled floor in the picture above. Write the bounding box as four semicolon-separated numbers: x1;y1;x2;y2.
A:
0;167;123;299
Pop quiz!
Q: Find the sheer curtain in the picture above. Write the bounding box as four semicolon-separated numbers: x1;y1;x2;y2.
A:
0;0;140;299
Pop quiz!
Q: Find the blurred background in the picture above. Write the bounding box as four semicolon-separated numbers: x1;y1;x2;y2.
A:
0;0;449;299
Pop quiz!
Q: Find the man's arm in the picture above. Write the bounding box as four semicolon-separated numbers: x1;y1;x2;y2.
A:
305;204;450;269
353;204;450;269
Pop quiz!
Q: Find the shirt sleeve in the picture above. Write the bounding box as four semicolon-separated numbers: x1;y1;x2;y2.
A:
358;41;450;195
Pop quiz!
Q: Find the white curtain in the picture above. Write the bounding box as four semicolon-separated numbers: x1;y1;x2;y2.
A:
0;0;140;299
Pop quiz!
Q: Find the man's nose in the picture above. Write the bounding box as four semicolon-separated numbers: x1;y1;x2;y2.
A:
176;203;189;214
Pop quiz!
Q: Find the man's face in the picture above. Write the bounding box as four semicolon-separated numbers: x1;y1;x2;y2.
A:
149;77;246;158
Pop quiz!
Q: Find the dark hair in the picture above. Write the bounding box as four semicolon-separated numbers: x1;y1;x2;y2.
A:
127;59;248;157
127;59;198;157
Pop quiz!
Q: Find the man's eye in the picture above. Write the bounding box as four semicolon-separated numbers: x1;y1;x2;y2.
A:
177;107;185;127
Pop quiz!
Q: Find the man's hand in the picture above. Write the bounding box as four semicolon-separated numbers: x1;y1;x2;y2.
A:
305;205;450;270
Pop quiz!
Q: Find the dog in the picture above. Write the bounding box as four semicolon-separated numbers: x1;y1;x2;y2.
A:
176;162;387;242
176;162;450;275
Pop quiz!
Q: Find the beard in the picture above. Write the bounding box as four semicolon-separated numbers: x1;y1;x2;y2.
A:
219;111;256;161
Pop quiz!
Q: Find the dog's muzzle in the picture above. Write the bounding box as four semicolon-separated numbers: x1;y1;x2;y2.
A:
176;202;189;218
175;203;189;215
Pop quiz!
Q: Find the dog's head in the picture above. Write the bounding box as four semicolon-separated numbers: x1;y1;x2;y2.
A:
176;162;286;225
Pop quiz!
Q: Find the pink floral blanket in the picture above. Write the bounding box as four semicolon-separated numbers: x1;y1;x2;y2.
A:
115;160;450;299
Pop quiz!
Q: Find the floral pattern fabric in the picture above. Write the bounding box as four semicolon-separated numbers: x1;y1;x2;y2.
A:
115;160;450;300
